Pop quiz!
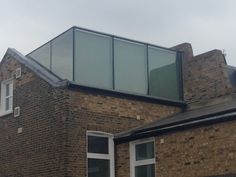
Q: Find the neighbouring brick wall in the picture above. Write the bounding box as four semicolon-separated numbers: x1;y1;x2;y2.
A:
155;120;236;177
63;89;182;176
172;44;233;110
0;57;69;177
116;143;130;177
116;120;236;177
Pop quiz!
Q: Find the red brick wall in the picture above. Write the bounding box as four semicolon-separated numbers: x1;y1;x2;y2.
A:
156;120;236;177
116;120;236;177
63;89;181;176
0;55;182;176
172;44;233;110
0;56;69;177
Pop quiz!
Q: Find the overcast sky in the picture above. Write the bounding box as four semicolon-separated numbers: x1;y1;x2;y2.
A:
0;0;235;65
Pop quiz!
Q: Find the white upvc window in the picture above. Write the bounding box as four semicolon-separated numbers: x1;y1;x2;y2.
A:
1;79;13;115
87;131;114;177
130;138;155;177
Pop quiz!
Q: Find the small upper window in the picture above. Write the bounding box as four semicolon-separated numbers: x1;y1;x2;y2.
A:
130;138;155;177
1;79;13;115
87;131;114;177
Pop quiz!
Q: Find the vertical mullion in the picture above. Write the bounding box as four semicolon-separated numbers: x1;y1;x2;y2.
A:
178;52;184;101
112;36;115;90
50;41;52;71
146;45;150;95
73;27;75;81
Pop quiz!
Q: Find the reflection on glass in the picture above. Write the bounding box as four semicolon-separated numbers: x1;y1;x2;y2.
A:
88;136;109;154
5;98;9;111
5;84;9;96
135;142;154;161
148;47;179;100
51;29;73;80
74;30;113;89
28;43;51;69
114;39;147;94
135;164;155;177
27;27;182;101
88;159;110;177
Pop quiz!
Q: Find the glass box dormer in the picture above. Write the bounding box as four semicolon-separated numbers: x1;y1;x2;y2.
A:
27;27;183;101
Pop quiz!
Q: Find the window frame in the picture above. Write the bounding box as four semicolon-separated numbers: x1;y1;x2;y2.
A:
0;78;13;115
130;138;156;177
86;131;114;177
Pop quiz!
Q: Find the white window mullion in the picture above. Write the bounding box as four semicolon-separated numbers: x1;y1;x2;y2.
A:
130;138;155;177
87;131;114;177
87;153;110;160
135;159;155;167
1;79;13;114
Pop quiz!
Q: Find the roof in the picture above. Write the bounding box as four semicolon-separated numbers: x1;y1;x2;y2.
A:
115;95;236;143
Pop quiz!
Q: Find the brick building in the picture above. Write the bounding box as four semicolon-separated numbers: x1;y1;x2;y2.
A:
0;27;235;177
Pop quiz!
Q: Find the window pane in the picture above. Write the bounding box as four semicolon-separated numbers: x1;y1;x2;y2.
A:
88;159;110;177
135;142;154;161
135;164;155;177
88;136;109;154
9;96;13;111
5;84;9;96
9;82;13;96
114;39;147;94
5;97;9;111
51;29;73;80
74;30;113;89
28;43;51;69
148;47;180;100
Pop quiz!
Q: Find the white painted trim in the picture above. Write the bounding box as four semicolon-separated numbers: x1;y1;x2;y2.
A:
86;131;115;177
15;67;22;79
87;153;110;160
130;138;155;177
0;78;13;116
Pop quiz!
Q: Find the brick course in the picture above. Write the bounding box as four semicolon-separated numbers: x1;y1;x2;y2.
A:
172;44;233;110
0;41;235;177
0;57;68;177
0;54;182;176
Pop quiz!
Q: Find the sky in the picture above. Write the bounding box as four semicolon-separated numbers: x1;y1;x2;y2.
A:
0;0;236;65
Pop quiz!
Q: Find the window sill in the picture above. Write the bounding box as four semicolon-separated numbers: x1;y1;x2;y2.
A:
0;110;13;117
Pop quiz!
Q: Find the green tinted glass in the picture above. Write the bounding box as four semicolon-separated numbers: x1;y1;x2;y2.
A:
74;30;113;89
148;47;179;100
114;39;147;94
51;29;73;80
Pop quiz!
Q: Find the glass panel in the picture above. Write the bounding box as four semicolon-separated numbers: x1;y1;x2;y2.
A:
135;164;155;177
114;39;147;94
5;97;9;111
88;158;110;177
148;47;179;100
28;43;51;69
88;136;109;154
5;83;9;96
74;30;113;89
135;142;154;161
51;29;73;80
9;96;13;111
9;82;13;96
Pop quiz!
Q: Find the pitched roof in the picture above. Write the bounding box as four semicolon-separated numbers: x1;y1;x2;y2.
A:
115;95;236;143
4;48;68;87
